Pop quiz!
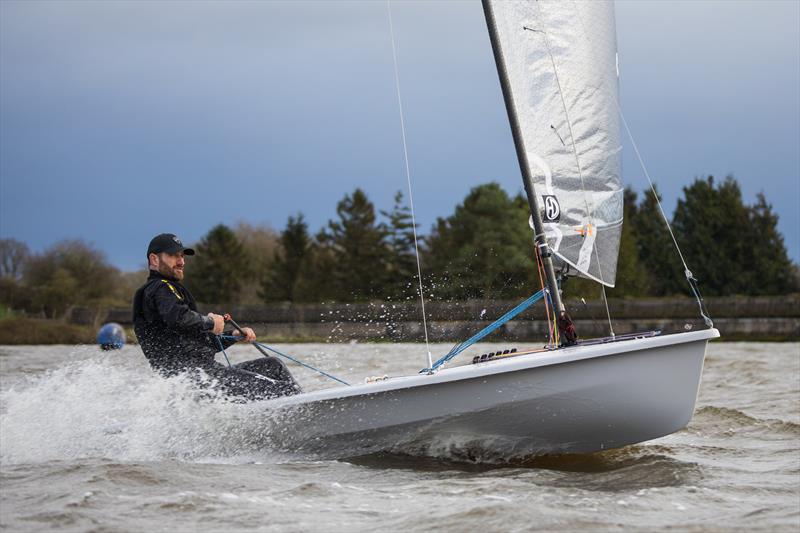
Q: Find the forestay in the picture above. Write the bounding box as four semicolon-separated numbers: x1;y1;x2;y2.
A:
487;0;623;287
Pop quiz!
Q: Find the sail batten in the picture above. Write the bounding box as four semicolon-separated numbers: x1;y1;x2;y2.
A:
487;0;623;287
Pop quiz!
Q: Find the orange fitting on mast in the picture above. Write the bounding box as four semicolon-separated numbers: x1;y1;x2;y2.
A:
534;244;555;345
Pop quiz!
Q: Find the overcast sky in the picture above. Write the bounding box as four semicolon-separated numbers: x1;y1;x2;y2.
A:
1;0;798;272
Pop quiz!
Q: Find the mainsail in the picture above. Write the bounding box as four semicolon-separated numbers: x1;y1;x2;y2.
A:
485;0;623;287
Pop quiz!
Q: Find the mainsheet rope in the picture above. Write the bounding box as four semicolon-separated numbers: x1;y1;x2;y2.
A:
217;335;350;386
214;335;233;367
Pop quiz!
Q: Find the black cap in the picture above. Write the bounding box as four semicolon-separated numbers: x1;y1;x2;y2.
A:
147;233;195;257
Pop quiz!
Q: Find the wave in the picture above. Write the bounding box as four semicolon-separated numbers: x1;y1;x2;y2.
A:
0;353;292;465
4;350;793;468
690;405;800;437
347;444;702;490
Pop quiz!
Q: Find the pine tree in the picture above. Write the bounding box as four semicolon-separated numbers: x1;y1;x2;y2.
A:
260;214;311;302
631;185;683;295
293;234;340;302
424;183;537;300
610;188;652;297
321;188;390;301
186;224;248;304
380;191;419;300
671;176;752;296
748;193;797;294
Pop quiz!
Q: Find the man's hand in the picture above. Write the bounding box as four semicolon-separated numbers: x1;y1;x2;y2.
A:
207;313;225;335
233;327;257;342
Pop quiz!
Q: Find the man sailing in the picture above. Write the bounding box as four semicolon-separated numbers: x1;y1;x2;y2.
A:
132;233;301;401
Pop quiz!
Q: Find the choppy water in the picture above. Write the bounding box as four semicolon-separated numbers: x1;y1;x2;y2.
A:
1;341;798;532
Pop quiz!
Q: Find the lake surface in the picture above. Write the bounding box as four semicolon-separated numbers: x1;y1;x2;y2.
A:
1;341;798;532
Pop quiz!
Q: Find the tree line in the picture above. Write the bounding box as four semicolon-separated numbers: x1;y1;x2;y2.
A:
0;222;278;317
1;175;796;317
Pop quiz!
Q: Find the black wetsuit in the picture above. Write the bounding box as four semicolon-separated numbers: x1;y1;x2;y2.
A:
132;270;301;401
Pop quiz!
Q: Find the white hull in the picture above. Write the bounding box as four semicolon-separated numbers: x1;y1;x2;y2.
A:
266;329;719;457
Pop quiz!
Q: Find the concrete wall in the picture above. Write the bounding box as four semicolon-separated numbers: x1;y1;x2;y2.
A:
69;295;799;342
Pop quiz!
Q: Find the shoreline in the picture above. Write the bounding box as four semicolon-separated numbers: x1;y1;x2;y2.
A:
0;316;796;345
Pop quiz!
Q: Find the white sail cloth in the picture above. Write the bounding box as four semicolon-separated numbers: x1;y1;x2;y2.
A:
488;0;623;287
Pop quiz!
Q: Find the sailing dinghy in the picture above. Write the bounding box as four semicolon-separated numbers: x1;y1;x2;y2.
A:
260;0;720;457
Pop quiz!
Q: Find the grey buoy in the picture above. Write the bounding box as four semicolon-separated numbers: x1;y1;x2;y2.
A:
97;322;126;350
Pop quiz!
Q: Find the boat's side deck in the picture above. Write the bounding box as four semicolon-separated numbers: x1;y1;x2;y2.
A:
471;330;663;365
266;328;719;408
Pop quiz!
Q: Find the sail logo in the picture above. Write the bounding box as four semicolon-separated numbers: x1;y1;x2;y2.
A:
542;195;561;222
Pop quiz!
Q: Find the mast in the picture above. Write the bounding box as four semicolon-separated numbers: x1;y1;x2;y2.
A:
481;0;576;344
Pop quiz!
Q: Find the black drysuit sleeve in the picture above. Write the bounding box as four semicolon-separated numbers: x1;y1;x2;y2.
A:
151;282;214;332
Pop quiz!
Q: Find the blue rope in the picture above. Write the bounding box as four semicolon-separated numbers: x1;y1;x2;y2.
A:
422;289;546;373
214;335;233;368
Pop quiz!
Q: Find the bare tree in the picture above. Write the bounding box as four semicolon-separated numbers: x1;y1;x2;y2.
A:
232;222;279;304
0;238;30;280
24;239;121;317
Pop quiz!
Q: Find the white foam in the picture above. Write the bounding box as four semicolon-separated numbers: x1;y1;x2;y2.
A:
0;350;289;465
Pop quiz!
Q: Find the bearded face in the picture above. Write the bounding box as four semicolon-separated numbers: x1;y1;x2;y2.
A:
151;252;185;281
